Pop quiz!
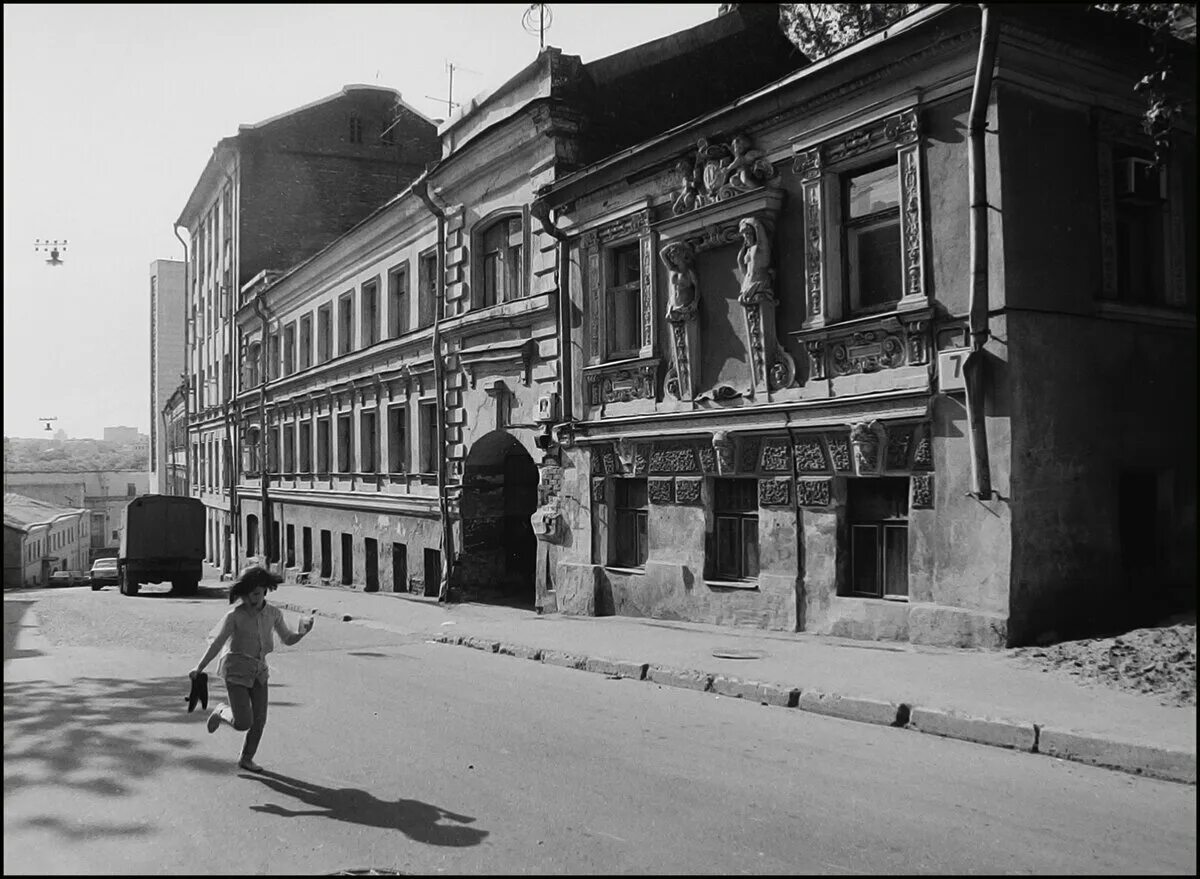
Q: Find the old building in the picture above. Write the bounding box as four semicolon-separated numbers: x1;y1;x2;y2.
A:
532;4;1195;647
3;494;89;587
4;470;150;562
148;260;186;493
162;381;189;497
176;85;441;576
230;7;803;603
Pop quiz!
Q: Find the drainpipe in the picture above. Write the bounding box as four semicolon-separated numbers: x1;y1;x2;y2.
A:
224;173;240;576
530;191;572;432
250;292;273;566
965;4;999;500
413;172;456;602
173;225;192;499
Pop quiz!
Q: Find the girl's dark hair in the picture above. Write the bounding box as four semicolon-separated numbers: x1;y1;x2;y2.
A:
228;565;282;604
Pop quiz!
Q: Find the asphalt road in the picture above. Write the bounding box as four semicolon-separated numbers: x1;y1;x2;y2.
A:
4;583;1196;875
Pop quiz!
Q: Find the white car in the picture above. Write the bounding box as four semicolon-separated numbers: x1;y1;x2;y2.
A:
89;558;120;590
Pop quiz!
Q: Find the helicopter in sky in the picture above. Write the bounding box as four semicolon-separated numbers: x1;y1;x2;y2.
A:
33;239;67;266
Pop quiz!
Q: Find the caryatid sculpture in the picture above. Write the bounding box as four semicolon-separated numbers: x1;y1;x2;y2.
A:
659;240;700;401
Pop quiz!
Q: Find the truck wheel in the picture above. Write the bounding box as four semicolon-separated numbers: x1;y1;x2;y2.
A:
121;569;139;596
172;578;199;597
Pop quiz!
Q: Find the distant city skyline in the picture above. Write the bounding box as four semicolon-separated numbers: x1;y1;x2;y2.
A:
2;3;718;439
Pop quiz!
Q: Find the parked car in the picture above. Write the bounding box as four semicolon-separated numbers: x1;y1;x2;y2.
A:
49;570;88;587
89;557;120;590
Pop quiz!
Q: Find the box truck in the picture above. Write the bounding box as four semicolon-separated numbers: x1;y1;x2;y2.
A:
118;495;205;596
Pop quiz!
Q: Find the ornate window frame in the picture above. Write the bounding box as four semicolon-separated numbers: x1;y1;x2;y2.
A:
792;106;928;328
581;207;656;366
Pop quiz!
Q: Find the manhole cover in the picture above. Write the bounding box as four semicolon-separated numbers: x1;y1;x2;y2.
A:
711;648;765;660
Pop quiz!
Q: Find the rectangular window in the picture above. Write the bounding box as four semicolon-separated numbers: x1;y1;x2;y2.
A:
268;333;281;380
299;422;312;473
360;410;378;473
320;529;332;578
418;250;437;329
283;424;295;473
283;323;296;376
1113;149;1168;305
317;418;331;474
612;478;649;568
286;524;295;568
606;242;642;359
336;413;352;473
302;526;313;572
419;401;438;474
361;278;380;347
338;292;354;355
317;305;333;363
712;478;759;581
844;162;902;314
847;477;909;599
341;532;354;585
127;482;137;497
388;404;409;473
387;264;409;338
299;314;313;370
268;427;280;474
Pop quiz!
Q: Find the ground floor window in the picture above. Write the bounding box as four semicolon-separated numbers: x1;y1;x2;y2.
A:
612;477;648;568
847;477;908;599
712;478;759;581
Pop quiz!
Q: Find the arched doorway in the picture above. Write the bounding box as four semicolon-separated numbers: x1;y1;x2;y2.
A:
459;430;538;606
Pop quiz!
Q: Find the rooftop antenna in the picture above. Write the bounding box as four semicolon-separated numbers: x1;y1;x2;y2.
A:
34;239;67;266
424;59;481;119
523;3;553;50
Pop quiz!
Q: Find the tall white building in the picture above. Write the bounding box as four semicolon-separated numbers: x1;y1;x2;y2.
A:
149;259;186;493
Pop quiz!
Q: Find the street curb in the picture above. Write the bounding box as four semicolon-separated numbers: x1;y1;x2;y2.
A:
908;706;1037;752
1037;726;1197;784
284;604;1196;786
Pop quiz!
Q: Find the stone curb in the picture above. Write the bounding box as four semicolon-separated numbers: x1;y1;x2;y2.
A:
908;706;1036;752
292;607;1196;786
1037;727;1197;784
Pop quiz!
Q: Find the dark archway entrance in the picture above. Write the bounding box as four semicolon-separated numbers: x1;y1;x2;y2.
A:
459;430;538;606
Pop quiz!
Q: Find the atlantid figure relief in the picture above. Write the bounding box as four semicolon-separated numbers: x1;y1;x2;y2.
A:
660;240;699;323
737;217;775;305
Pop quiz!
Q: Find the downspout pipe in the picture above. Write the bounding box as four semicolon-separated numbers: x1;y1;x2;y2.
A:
173;225;192;499
413;172;456;602
250;292;272;566
530;192;572;432
965;3;998;500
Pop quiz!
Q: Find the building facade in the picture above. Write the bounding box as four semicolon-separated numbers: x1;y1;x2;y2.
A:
162;381;189;497
103;426;141;444
176;85;441;576
4;493;89;587
149;259;186;494
229;7;802;602
533;4;1195;647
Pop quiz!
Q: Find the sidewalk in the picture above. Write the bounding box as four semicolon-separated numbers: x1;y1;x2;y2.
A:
263;575;1196;785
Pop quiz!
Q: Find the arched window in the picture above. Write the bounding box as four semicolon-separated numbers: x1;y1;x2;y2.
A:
475;214;524;308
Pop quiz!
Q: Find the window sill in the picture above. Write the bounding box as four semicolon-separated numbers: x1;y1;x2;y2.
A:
844;592;909;602
603;565;645;576
705;578;760;591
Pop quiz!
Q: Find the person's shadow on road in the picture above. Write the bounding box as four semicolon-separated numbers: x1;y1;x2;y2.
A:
245;770;488;846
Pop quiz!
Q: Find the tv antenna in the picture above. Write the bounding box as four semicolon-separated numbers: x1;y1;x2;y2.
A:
34;239;67;266
522;3;553;49
39;416;58;432
424;60;480;118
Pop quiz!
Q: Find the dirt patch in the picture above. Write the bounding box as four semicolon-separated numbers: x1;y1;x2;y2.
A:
1010;623;1196;707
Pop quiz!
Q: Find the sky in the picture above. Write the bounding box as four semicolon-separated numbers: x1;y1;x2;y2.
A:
2;2;719;440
